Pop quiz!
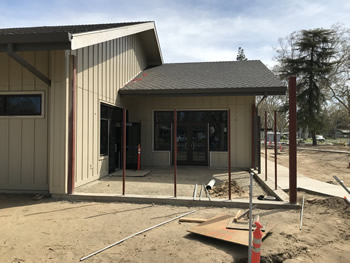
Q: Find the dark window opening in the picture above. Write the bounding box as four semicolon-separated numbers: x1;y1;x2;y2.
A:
0;94;42;116
153;111;228;152
100;104;109;155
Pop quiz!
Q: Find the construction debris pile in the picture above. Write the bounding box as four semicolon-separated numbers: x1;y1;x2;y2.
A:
209;180;245;198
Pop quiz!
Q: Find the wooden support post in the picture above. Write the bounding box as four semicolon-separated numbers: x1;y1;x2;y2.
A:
122;109;126;195
228;109;231;200
289;76;297;203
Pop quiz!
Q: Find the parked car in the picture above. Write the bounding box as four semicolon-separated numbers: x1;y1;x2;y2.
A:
316;135;325;142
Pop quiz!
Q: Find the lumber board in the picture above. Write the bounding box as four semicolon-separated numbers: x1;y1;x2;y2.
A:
188;215;273;246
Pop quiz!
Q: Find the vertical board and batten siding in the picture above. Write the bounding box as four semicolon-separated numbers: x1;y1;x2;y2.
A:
0;51;49;191
48;50;70;194
125;96;254;168
74;34;147;187
0;50;69;193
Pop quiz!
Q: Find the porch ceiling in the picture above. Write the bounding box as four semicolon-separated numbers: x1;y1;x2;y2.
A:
120;60;286;96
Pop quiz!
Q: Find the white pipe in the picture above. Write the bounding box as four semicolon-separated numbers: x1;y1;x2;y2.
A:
80;210;196;261
206;179;216;190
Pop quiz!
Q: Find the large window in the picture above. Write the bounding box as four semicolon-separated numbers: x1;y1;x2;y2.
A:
0;94;42;116
153;111;228;152
154;111;173;151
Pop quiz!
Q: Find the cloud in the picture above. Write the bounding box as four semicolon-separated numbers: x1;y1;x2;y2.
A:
0;0;349;67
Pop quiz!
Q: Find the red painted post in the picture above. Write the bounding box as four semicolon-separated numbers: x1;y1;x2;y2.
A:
252;104;256;169
228;109;231;200
289;76;297;203
137;144;141;171
174;109;177;198
274;110;277;190
122;109;126;195
264;111;267;181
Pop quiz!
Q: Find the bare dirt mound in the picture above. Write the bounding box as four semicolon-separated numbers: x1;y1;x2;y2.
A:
209;180;245;198
306;196;350;219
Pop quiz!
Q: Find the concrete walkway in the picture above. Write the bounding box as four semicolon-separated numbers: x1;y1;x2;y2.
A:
260;159;349;198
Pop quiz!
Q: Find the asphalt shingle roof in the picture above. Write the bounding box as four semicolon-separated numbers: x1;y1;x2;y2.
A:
0;22;147;36
120;60;286;96
0;22;149;44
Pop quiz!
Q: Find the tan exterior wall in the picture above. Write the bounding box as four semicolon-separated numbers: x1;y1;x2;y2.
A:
125;96;255;168
0;50;68;193
73;34;147;187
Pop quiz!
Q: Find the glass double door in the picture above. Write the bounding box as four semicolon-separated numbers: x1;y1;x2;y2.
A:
176;123;208;166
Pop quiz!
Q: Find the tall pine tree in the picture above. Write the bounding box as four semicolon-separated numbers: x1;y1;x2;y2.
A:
236;47;248;61
278;28;337;145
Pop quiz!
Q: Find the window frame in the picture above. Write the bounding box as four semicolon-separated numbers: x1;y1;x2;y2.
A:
0;91;45;118
152;109;228;153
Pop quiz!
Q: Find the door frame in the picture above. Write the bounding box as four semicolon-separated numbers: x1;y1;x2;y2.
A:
176;122;208;166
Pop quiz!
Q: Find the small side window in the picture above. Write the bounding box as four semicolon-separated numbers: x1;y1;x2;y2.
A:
0;94;42;116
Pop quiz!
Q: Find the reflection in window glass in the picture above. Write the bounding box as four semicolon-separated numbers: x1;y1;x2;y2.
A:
0;94;41;116
153;110;228;152
154;111;172;150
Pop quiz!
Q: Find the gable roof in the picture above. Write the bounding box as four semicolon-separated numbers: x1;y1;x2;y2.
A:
120;60;286;96
0;22;163;65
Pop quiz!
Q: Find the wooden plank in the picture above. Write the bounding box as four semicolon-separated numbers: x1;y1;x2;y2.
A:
188;214;273;246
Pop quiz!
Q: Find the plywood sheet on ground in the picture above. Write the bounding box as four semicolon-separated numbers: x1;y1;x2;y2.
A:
188;215;272;246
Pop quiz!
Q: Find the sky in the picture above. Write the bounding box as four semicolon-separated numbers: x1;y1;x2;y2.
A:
1;0;350;68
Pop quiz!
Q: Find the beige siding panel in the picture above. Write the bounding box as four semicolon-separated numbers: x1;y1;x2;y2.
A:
0;53;9;89
72;33;148;187
126;95;254;169
48;50;69;194
21;119;35;185
34;117;48;185
8;119;22;185
0;119;9;185
0;51;49;191
22;52;35;90
9;56;22;90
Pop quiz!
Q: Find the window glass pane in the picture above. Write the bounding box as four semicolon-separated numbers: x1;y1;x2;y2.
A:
154;111;173;123
100;119;109;155
209;122;227;151
0;97;4;114
101;104;109;119
1;95;41;116
154;123;171;150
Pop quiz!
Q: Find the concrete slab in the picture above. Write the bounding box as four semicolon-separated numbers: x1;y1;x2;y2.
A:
261;158;349;198
75;167;267;199
52;193;300;210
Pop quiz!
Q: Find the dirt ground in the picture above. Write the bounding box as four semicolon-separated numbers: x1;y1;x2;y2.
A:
1;193;350;263
263;146;350;185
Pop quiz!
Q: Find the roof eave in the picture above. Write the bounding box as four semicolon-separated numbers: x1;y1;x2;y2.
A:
119;86;287;96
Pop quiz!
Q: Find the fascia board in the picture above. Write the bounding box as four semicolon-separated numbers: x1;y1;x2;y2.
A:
70;22;155;50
